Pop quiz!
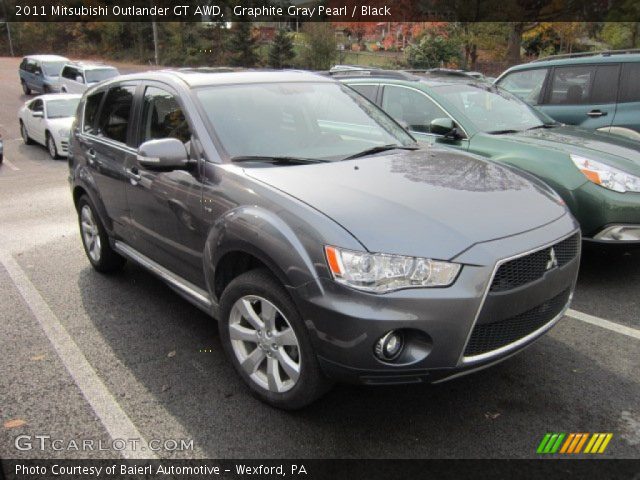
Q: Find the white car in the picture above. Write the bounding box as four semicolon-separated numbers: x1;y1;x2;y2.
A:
18;94;81;159
59;62;119;94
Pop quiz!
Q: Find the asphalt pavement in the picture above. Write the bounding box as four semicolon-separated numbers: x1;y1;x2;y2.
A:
0;57;638;460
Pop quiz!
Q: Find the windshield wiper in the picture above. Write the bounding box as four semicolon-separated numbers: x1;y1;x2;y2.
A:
342;144;419;160
486;129;520;135
230;155;328;165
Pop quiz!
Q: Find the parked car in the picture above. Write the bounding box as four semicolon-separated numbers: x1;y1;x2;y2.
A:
338;69;640;243
19;94;82;159
69;69;580;409
495;50;640;141
59;62;120;94
19;54;69;95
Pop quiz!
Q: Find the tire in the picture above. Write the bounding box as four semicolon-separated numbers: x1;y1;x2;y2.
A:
46;133;59;159
20;121;32;145
77;195;125;273
219;269;332;409
21;81;31;95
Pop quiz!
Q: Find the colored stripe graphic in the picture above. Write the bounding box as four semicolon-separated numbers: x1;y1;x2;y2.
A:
539;433;613;454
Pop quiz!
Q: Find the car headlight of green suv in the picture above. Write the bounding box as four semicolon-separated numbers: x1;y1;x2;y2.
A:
571;154;640;193
325;246;461;293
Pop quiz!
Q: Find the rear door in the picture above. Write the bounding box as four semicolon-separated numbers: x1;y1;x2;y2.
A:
538;64;619;131
80;84;139;240
610;62;640;138
125;82;205;286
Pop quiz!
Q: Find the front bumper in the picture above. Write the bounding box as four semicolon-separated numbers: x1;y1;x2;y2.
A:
291;216;580;385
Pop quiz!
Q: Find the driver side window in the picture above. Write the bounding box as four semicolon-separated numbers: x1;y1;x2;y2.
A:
139;86;192;146
381;85;447;134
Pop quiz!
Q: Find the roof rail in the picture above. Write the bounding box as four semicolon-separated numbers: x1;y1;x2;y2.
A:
531;49;640;62
327;68;418;80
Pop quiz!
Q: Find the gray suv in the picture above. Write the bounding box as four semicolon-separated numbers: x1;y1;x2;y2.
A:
68;70;581;409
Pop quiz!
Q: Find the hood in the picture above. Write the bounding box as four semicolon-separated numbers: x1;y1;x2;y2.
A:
46;117;74;132
246;149;567;260
485;126;640;175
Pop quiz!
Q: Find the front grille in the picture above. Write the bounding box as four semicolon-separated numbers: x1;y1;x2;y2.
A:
464;288;570;357
490;233;580;293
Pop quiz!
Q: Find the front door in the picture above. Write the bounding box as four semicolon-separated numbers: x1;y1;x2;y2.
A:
26;99;46;144
125;83;205;287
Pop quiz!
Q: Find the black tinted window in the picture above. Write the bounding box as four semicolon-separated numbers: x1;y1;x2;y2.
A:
547;66;595;105
591;65;620;104
97;86;136;144
83;92;104;134
20;58;27;70
62;66;76;80
140;86;191;145
350;84;377;102
619;63;640;103
29;99;43;112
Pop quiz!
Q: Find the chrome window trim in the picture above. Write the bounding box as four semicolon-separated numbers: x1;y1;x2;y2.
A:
78;132;137;155
456;228;581;367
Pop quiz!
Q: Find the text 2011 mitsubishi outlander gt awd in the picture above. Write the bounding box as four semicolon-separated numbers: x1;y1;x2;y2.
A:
68;70;581;409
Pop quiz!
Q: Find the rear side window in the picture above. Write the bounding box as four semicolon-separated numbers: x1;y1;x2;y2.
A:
20;58;27;70
619;63;640;103
590;65;620;104
349;84;378;103
139;86;191;145
547;66;595;105
83;91;105;134
97;85;136;144
381;85;447;133
498;68;548;104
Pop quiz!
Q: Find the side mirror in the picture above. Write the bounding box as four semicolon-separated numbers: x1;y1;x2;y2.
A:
430;117;463;139
32;111;44;118
76;75;84;84
137;138;190;169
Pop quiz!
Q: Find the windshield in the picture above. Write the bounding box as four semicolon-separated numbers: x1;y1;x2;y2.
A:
434;83;552;133
46;98;80;119
42;61;66;76
85;68;119;83
195;82;416;161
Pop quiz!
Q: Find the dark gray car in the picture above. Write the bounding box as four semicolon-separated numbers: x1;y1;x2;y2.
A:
68;70;581;409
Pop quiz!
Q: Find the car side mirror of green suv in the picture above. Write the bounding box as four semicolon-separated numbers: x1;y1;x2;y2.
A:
430;118;463;140
137;138;191;170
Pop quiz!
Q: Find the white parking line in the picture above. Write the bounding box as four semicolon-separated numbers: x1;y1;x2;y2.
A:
2;158;19;171
566;308;640;340
0;248;157;460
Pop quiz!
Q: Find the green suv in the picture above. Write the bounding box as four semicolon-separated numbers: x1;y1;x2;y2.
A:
337;70;640;243
495;51;640;141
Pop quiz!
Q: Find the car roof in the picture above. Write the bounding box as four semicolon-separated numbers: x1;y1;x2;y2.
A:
335;69;486;88
102;69;334;89
65;61;118;70
24;55;69;62
505;52;640;72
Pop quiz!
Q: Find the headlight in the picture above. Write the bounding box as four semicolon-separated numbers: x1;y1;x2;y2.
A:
571;154;640;193
325;246;461;293
58;128;70;138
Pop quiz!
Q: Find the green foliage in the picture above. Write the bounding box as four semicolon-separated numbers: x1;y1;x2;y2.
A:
405;35;462;69
299;23;336;70
227;21;258;67
600;23;640;49
268;29;295;69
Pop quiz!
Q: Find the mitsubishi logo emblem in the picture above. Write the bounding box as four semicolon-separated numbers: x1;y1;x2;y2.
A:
546;247;558;270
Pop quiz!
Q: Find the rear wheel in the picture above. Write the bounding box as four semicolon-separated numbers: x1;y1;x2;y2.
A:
21;81;31;95
219;269;332;409
20;121;32;145
46;133;59;159
77;195;125;273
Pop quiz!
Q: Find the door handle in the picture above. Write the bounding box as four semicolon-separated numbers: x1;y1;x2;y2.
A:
86;148;96;165
125;167;141;183
587;110;607;117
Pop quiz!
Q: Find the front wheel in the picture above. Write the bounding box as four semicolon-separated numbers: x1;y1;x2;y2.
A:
77;195;125;273
46;133;59;159
219;269;332;409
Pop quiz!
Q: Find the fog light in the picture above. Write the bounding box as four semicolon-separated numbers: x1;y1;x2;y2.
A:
375;331;404;361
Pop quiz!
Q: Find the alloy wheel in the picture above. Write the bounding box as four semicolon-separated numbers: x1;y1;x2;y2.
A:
47;136;57;158
80;205;101;262
229;295;301;393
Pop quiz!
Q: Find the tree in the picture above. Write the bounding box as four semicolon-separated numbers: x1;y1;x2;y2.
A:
300;23;336;70
268;29;295;68
405;34;461;69
600;22;640;49
228;21;257;67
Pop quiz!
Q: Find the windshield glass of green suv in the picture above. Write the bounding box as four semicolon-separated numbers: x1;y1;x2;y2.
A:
435;84;551;133
195;82;416;161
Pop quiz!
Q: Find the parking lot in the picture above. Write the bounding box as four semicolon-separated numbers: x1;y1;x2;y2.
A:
0;56;638;459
